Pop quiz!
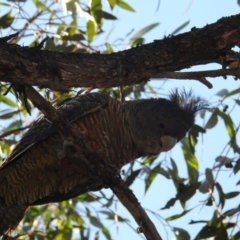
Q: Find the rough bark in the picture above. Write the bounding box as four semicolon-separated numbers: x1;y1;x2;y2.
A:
0;14;240;92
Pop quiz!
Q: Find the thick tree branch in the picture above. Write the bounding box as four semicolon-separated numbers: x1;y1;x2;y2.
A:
1;14;240;91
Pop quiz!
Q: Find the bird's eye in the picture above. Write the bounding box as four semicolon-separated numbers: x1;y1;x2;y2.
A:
159;123;165;129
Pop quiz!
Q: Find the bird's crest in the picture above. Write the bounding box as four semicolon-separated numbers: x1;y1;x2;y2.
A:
169;89;208;114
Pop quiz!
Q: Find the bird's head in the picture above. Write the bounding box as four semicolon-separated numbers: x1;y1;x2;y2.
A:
126;89;207;156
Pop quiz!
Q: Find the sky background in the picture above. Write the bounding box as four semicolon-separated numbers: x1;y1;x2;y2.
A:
1;0;240;239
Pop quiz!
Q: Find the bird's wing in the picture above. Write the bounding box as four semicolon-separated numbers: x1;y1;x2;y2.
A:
31;179;105;205
1;92;111;168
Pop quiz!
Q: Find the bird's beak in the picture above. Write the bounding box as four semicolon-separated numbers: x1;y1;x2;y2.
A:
160;135;177;152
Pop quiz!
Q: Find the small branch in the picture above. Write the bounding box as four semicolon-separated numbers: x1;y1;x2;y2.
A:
110;177;163;240
152;68;240;88
24;85;79;141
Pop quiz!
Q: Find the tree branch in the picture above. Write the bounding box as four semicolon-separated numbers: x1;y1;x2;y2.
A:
1;14;240;91
24;85;81;141
152;68;240;88
110;177;163;240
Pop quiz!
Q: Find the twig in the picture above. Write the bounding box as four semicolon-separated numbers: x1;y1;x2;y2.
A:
151;68;240;89
24;85;80;141
110;177;163;240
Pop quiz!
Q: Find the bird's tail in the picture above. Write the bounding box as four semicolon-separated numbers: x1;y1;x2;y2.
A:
0;200;29;239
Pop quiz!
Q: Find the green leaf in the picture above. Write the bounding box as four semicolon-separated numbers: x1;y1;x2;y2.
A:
191;124;206;134
171;21;190;35
158;166;171;179
129;23;160;44
215;224;228;240
117;0;135;12
32;0;48;11
131;38;144;47
89;216;104;228
161;197;177;210
0;11;14;29
166;209;192;221
62;34;85;41
87;20;95;43
235;99;240;106
101;11;117;20
215;182;225;208
67;208;84;225
99;210;114;219
107;0;116;9
168;158;179;189
205;168;214;187
0;2;13;7
0;110;21;119
145;83;157;95
198;180;211;194
176;182;201;204
216;89;228;97
225;191;240;199
125;169;141;186
170;158;178;177
91;0;102;11
181;138;199;183
101;227;111;240
195;225;220;239
91;10;117;24
105;43;114;53
223;87;240;99
90;0;102;24
234;158;240;174
144;165;158;193
67;19;77;36
173;227;190;240
205;109;218;129
188;124;206;151
209;210;219;226
4;120;22;132
223;207;240;217
216;108;235;138
56;22;65;35
66;0;78;17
